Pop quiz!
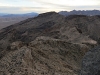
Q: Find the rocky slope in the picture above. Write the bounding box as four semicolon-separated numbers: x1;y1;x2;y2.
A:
80;46;100;75
0;12;99;75
0;37;89;75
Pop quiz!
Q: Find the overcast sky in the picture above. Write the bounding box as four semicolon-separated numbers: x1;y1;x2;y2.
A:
0;0;100;14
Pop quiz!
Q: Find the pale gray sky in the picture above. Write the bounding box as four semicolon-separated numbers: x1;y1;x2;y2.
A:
0;0;100;13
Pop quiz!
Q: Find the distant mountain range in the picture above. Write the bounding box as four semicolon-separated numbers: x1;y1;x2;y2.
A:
0;12;38;17
0;12;38;29
59;10;100;16
0;13;9;16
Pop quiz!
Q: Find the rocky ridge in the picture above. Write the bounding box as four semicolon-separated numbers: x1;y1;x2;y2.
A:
0;12;99;75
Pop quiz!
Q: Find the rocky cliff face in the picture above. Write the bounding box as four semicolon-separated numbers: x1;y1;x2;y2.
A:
0;12;99;75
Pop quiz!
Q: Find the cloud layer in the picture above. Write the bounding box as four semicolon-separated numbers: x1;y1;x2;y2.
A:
0;0;100;13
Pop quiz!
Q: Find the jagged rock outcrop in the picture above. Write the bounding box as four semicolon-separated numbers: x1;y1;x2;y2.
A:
0;37;89;75
10;41;23;50
80;46;100;75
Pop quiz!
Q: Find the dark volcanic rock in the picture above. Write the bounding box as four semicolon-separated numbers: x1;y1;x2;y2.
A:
80;46;100;75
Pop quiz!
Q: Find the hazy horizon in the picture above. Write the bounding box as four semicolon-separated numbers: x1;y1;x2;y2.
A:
1;9;100;15
0;0;100;14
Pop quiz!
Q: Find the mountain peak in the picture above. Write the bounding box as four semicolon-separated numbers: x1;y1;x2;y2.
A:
38;11;59;17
